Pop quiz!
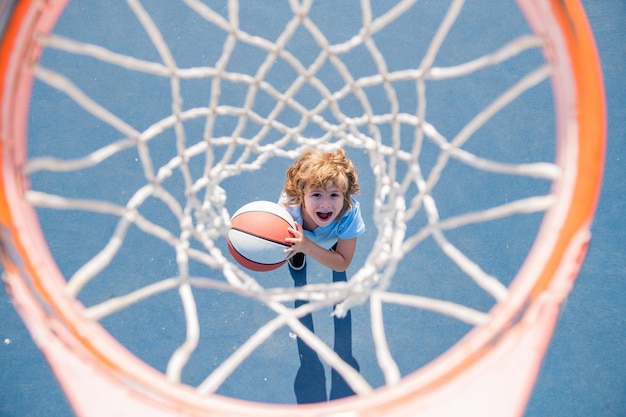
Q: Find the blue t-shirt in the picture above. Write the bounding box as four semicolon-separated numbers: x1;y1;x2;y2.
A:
279;194;365;250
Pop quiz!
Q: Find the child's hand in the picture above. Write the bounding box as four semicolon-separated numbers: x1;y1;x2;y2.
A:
285;222;308;256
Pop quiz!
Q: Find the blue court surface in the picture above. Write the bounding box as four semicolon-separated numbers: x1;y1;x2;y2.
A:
1;1;624;416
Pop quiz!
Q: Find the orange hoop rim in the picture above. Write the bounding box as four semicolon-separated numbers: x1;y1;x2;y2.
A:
0;1;605;416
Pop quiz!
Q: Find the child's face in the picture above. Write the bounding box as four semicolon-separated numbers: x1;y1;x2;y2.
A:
301;181;345;230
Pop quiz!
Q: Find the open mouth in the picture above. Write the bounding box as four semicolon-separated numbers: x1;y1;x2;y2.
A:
317;212;332;221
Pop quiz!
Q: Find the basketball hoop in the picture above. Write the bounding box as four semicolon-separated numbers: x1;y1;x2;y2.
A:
1;1;604;416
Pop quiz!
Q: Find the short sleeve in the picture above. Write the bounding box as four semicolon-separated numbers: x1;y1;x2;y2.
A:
337;199;365;240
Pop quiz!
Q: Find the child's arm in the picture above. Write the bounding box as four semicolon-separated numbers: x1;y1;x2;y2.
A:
285;223;357;272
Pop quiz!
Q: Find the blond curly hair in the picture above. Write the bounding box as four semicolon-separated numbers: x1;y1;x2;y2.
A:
283;149;360;218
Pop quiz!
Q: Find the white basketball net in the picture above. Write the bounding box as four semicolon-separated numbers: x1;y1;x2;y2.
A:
23;0;558;399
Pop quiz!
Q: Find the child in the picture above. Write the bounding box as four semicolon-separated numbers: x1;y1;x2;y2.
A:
279;149;365;403
280;149;365;271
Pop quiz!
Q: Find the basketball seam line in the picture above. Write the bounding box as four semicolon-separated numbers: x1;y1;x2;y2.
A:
229;228;292;248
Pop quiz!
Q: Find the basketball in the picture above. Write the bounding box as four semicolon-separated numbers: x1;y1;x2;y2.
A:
227;201;296;271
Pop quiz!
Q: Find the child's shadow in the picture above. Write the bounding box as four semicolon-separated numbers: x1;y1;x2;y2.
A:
292;268;360;404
